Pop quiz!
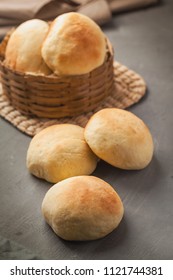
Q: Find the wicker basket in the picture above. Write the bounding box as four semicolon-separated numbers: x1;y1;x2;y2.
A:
0;32;115;119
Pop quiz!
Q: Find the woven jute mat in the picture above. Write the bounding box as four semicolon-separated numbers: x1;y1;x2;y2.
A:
0;61;146;137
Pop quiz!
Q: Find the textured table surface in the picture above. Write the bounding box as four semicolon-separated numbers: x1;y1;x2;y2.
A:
0;0;173;260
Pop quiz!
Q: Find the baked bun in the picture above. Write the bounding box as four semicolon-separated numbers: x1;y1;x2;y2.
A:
5;19;51;75
41;12;106;75
42;176;124;241
84;108;154;170
26;124;98;183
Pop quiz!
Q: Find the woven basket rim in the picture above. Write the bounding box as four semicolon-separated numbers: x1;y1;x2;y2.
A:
0;32;113;79
0;29;147;136
0;31;115;119
0;60;147;137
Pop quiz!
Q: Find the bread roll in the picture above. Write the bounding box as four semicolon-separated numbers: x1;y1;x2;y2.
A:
42;176;124;241
5;19;51;75
26;124;98;183
41;12;106;75
84;108;154;170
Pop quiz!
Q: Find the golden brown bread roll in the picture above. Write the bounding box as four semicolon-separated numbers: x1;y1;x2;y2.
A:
84;108;154;170
5;19;51;75
42;175;124;241
41;12;106;75
26;124;98;183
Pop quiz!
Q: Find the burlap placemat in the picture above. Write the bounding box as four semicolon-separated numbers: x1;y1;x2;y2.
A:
0;61;146;137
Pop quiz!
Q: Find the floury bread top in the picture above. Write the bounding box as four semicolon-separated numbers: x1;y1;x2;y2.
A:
5;13;106;76
41;12;106;75
5;19;51;75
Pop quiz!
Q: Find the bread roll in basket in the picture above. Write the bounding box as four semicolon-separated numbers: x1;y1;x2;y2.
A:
0;13;115;119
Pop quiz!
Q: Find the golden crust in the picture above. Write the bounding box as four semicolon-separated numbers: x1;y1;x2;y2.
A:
42;176;124;240
84;108;154;170
5;19;51;75
41;12;106;75
26;124;98;183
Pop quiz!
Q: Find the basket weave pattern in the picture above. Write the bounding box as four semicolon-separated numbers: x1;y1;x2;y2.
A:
0;31;147;137
0;61;147;136
0;36;114;118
